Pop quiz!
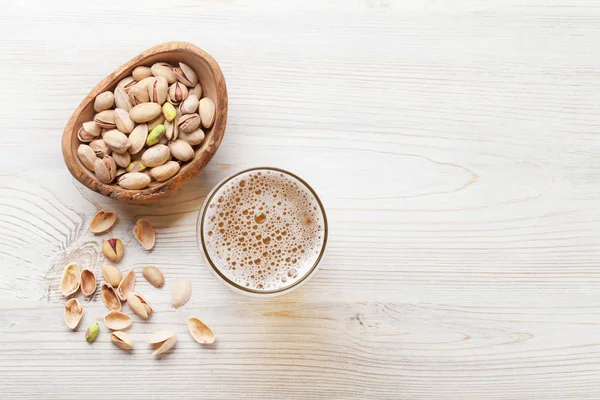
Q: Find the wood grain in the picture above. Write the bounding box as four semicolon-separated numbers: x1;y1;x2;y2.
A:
1;0;600;398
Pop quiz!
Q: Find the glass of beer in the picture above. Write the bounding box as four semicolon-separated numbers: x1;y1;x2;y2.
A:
197;167;328;296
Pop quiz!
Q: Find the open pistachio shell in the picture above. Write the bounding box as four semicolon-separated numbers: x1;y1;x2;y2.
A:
64;298;84;330
133;219;155;250
111;331;133;350
104;310;132;330
142;266;165;288
80;269;97;296
147;331;177;356
101;283;121;311
60;263;81;297
187;317;215;344
117;269;136;301
89;210;116;233
101;263;122;288
127;292;153;319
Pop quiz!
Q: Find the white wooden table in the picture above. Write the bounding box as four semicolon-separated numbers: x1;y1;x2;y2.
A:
1;0;599;398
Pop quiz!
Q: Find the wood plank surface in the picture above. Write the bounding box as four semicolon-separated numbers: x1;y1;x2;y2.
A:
1;0;600;398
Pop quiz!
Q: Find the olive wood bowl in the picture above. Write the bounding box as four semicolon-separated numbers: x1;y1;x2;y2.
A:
62;41;228;204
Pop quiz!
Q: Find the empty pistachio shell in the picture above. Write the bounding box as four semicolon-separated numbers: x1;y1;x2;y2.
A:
162;102;177;121
94;91;115;112
189;83;202;99
114;108;135;134
113;151;131;169
147;331;177;356
130;102;162;123
77;144;97;171
179;128;205;146
174;62;199;87
103;238;124;262
141;266;165;288
168;82;188;104
85;322;100;343
171;280;192;308
64;298;84;330
141;144;170;168
132;65;152;81
60;263;81;297
104;311;132;330
114;86;133;112
127;292;153;319
118;172;151;190
94;155;117;184
199;98;216;129
177;113;200;133
128;124;148;155
94;110;116;129
168;139;195;161
150;161;180;182
90;139;111;158
90;210;116;233
111;331;133;350
127;84;150;105
80;269;97;296
117;76;136;89
101;283;121;311
179;95;199;115
151;62;177;84
148;76;169;104
117;269;136;301
101;263;122;288
133;219;155;250
147;124;166;146
103;129;130;153
187;317;215;344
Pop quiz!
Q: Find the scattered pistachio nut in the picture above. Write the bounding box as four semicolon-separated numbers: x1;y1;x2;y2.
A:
90;210;116;233
60;263;81;297
147;331;177;356
80;269;97;296
187;317;216;344
150;161;180;182
101;263;122;288
171;280;192;308
64;298;84;330
101;283;121;311
85;322;100;343
199;97;215;129
117;269;136;301
141;266;165;288
102;238;124;262
104;310;132;330
133;219;155;250
111;331;133;350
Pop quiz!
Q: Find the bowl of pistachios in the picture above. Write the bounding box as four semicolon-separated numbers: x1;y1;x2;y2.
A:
62;41;228;204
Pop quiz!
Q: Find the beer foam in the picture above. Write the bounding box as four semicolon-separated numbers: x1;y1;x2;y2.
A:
202;169;325;291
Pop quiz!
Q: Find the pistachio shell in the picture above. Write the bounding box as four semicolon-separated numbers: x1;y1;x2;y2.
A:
130;102;162;123
114;108;135;134
101;283;121;311
149;161;180;182
104;310;132;330
116;167;127;177
168;139;195;161
90;139;111;158
147;124;166;146
199;98;216;129
128;124;148;155
178;128;205;146
94;155;117;184
179;95;199;115
78;121;102;142
77;144;97;171
168;82;188;104
141;266;165;288
133;219;155;250
187;317;216;344
115;86;134;111
64;298;84;330
117;76;136;89
113;151;131;169
174;62;199;87
171;280;192;308
165;119;178;140
141;144;170;168
90;210;116;233
117;172;151;190
80;269;97;296
101;263;122;288
60;263;81;297
177;113;201;133
147;331;177;356
111;331;133;350
103;238;124;262
103;129;130;153
162;102;177;121
189;83;202;99
94;110;116;129
127;292;153;319
126;84;150;105
132;65;152;81
151;62;177;84
148;76;169;104
136;76;156;91
94;91;115;112
117;269;136;301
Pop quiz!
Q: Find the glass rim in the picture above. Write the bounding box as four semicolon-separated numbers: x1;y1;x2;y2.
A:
197;166;328;295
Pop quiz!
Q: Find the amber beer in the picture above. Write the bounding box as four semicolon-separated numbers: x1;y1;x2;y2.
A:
199;168;327;295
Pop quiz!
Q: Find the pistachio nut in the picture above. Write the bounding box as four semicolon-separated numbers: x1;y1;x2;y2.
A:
171;279;192;308
94;110;116;129
142;266;165;288
126;160;146;173
199;97;216;129
94;91;115;112
104;310;132;330
162;102;177;121
148;76;168;104
127;292;153;319
90;210;116;233
179;128;205;146
147;114;165;131
111;331;133;350
60;263;81;297
114;86;133;112
179;94;199;115
143;170;155;181
77;129;96;143
132;65;152;81
126;84;149;105
147;124;166;146
78;121;102;142
85;322;100;343
189;83;202;99
164;119;178;140
136;76;156;91
64;298;84;330
90;139;111;158
168;139;195;161
112;151;131;168
102;238;124;262
168;82;188;104
101;263;122;288
151;62;177;84
147;331;177;356
150;161;180;182
103;129;130;153
158;135;169;145
117;172;151;190
177;113;201;133
80;269;97;296
173;62;198;86
116;168;127;177
187;317;215;344
133;219;155;250
94;155;117;184
141;144;170;167
77;144;97;171
114;108;135;134
127;124;148;154
117;269;136;301
117;76;137;89
129;102;162;123
101;283;121;311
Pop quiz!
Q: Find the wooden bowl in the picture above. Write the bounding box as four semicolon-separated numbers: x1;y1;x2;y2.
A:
62;41;228;204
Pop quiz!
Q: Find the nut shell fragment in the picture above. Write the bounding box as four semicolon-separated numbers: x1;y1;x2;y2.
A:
64;298;83;330
90;210;116;234
127;292;153;319
171;280;192;308
80;269;97;296
133;219;155;250
104;311;132;330
187;317;216;344
60;263;81;297
111;331;133;350
147;331;177;356
117;269;136;301
101;283;121;311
